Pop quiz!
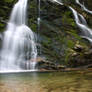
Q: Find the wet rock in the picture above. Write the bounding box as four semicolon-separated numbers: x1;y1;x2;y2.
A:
36;57;66;70
84;49;92;58
74;44;84;52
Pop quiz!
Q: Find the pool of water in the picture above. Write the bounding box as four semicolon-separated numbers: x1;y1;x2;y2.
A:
0;70;92;92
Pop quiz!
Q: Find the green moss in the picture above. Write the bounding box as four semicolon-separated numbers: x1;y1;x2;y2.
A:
62;11;76;27
4;0;13;3
68;31;82;41
67;40;75;48
0;23;5;28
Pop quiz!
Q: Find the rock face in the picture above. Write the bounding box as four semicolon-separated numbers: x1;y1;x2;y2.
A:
68;44;92;67
0;0;92;68
30;57;66;70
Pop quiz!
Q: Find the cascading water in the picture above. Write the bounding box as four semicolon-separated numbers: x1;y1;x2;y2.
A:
50;0;92;43
69;7;92;43
37;0;42;55
76;0;92;14
37;0;41;27
51;0;63;5
0;0;37;71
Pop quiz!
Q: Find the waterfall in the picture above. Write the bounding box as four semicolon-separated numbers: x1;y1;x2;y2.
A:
76;0;92;14
37;0;41;27
49;0;92;43
51;0;92;43
0;0;37;71
37;0;42;55
69;7;92;43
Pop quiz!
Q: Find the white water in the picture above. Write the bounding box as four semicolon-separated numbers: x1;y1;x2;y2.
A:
0;0;37;71
69;7;92;43
37;0;41;31
51;0;63;5
76;0;92;14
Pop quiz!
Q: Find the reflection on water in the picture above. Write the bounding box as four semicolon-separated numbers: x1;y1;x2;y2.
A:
0;70;92;92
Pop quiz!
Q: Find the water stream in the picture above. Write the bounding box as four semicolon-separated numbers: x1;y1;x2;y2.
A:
69;7;92;43
51;0;63;5
51;0;92;43
76;0;92;14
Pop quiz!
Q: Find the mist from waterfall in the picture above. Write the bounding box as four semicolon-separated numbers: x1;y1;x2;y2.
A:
0;0;37;71
76;0;92;14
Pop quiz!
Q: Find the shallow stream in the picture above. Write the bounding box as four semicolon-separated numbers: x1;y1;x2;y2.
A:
0;70;92;92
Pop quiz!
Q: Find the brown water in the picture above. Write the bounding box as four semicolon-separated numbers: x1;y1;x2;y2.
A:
0;70;92;92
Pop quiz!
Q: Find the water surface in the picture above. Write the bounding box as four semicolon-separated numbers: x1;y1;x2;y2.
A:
0;70;92;92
